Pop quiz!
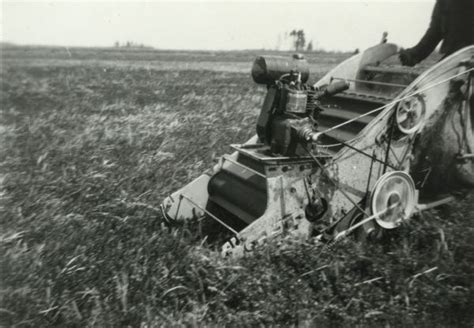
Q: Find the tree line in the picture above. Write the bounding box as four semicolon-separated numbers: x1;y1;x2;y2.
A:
289;29;314;52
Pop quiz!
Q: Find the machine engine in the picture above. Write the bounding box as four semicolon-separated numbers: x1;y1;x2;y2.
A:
251;55;349;156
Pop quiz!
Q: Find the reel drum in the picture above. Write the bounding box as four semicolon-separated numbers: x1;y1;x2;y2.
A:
371;171;417;229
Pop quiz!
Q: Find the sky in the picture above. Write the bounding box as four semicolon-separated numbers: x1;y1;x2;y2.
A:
1;0;436;52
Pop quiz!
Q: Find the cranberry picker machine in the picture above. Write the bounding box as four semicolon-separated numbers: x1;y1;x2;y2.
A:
161;43;474;257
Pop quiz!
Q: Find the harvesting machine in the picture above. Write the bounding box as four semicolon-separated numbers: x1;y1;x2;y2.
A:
161;43;474;257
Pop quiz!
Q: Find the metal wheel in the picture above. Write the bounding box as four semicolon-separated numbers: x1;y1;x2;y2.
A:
396;95;426;134
371;171;417;229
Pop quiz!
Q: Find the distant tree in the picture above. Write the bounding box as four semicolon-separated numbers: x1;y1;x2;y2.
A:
289;29;306;51
115;41;152;49
306;41;313;52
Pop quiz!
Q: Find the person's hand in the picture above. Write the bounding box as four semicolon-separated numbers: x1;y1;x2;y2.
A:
399;49;417;67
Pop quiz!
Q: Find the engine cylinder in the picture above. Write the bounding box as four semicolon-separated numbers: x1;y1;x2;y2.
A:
251;55;310;85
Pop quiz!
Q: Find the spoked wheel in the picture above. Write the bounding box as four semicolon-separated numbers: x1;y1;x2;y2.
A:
396;95;426;134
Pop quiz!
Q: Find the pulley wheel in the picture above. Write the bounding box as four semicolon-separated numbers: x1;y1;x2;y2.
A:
371;171;416;229
396;95;426;134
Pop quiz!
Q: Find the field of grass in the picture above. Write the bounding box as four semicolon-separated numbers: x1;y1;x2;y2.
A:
1;45;473;327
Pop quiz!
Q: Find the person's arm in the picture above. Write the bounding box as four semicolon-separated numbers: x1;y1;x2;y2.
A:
401;0;443;66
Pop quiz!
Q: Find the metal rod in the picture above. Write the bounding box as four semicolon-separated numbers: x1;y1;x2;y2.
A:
331;77;409;88
457;153;474;160
382;116;395;174
180;194;239;236
365;151;376;196
222;155;266;178
174;194;183;220
230;145;306;161
415;196;455;212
